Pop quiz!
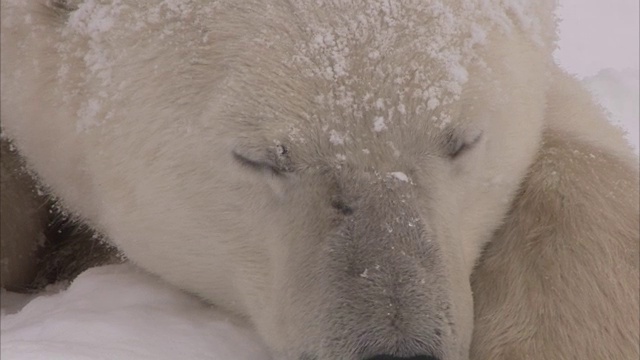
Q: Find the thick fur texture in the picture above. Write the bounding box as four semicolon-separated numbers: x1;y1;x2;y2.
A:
1;1;637;360
470;69;639;359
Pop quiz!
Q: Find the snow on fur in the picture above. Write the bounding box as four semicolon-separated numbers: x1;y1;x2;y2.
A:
0;0;637;359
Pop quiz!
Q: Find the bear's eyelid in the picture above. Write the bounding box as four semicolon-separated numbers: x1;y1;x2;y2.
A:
448;130;483;159
232;145;293;175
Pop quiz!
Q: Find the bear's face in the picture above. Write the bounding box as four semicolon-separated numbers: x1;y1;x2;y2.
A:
223;32;548;358
0;1;560;359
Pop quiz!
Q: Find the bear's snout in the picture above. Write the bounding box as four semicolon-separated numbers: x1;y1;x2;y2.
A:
364;355;440;360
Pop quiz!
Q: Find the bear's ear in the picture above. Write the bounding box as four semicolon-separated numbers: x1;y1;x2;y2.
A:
232;139;294;175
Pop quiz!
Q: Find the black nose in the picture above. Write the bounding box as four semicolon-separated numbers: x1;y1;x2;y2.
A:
364;355;440;360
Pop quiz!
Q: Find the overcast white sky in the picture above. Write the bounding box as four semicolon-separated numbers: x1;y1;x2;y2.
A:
555;0;639;77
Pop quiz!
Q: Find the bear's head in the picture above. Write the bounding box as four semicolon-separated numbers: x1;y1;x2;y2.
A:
205;3;554;359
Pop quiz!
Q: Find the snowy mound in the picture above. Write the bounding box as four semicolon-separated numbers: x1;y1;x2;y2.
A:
1;264;270;360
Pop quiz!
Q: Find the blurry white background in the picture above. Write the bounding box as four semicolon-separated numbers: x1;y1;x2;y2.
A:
556;0;639;152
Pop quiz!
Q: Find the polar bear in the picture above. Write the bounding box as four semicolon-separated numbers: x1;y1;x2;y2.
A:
1;1;637;359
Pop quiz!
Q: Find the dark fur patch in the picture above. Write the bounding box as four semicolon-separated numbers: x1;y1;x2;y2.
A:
31;204;124;290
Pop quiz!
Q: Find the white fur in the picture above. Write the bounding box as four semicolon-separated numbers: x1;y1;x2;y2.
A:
1;1;637;359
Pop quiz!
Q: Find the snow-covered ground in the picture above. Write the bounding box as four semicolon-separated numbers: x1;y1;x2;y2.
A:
2;1;638;359
1;265;270;360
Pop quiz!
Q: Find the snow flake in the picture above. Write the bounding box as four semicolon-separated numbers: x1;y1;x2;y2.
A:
373;117;387;132
360;269;369;279
329;130;346;145
389;172;409;183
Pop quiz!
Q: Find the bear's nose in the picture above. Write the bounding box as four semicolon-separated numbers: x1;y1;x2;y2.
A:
364;355;440;360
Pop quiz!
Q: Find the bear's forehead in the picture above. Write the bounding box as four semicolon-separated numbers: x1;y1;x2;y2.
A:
230;2;495;165
225;0;542;168
232;71;471;170
244;104;461;173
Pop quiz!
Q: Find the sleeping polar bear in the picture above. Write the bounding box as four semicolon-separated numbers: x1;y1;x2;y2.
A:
1;1;638;359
